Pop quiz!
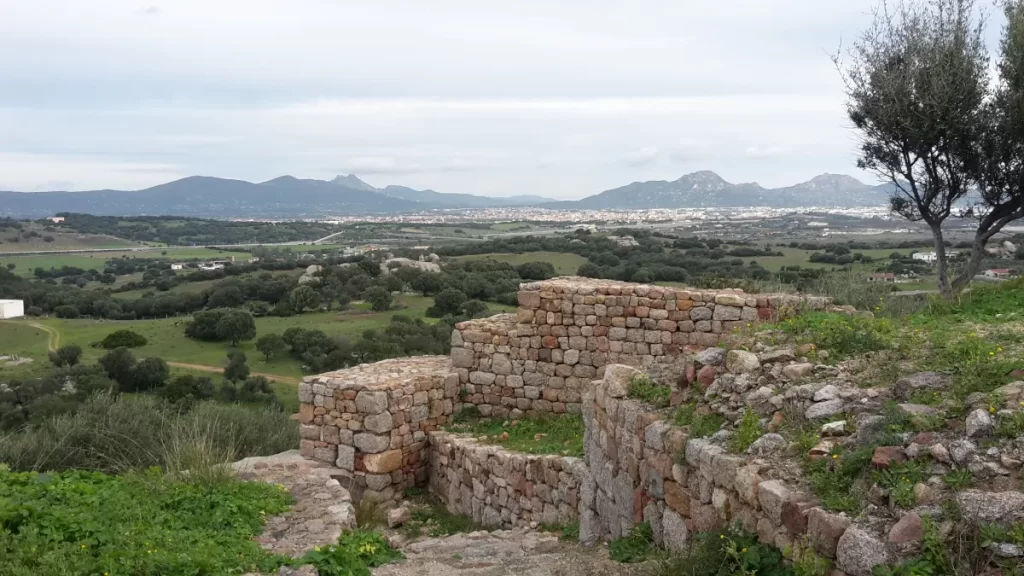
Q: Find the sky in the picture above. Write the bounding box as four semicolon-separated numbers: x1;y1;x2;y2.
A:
0;0;1005;199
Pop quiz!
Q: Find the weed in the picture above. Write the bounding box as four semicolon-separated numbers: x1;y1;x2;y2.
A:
609;522;659;563
777;311;893;361
446;414;584;456
674;403;725;438
788;537;831;576
402;486;425;498
729;408;763;454
996;411;1024;438
628;374;671;408
301;530;403;576
355;499;385;528
451;405;480;424
943;469;974;491
874;461;927;508
540;522;580;541
803;445;872;513
655;525;793;576
399;494;481;537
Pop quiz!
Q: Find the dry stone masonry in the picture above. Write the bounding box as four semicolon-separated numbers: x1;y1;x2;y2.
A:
299;356;459;502
451;277;830;418
428;431;586;528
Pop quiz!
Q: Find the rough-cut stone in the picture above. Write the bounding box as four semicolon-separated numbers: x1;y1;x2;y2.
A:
336;444;355;471
965;408;995;437
872;446;906;469
696;347;727;366
889;512;923;545
807;508;850;559
603;364;641;398
355;390;389;414
813;384;840;401
956;490;1024;523
354;433;391;454
364;449;404;473
837;527;892;576
893;372;952;401
747;433;788;456
451;347;476;368
661;509;689;553
782;363;814;380
725;350;761;374
805;399;844;420
388;507;412;528
758;480;791;524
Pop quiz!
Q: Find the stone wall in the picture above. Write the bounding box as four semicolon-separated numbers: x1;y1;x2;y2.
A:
299;356;459;503
451;277;830;419
580;364;888;576
428;431;586;528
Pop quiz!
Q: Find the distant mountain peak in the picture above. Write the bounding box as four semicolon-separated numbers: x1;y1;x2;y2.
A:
331;174;377;191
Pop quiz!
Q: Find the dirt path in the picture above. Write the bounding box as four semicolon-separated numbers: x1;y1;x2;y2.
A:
166;361;301;384
3;320;299;385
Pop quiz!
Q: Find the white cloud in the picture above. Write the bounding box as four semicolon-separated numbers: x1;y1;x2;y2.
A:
0;0;929;198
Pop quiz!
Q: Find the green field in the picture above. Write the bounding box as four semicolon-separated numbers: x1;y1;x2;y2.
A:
0;322;53;379
454;251;588;275
0;247;244;276
14;296;512;382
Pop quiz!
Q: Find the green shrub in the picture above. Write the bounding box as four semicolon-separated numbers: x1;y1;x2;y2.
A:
610;522;658;563
656;525;794;576
99;329;148;349
779;312;893;360
0;467;293;575
674;403;725;438
628;374;671;407
0;394;297;474
446;414;584;457
729;408;763;454
300;530;403;576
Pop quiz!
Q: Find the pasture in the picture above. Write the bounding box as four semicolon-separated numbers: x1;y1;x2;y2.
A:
454;251;588;275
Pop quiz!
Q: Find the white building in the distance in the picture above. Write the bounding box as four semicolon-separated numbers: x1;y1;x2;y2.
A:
0;299;25;319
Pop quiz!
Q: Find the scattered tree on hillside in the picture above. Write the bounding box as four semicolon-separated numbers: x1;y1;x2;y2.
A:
428;288;467;317
98;347;136;389
289;285;321;313
364;286;392;312
837;0;1024;297
224;350;250;382
100;329;148;349
160;374;216;405
255;333;287;361
129;357;170;392
48;345;82;368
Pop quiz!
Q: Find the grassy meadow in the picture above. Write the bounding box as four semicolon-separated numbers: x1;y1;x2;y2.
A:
454;251;589;275
0;247;242;276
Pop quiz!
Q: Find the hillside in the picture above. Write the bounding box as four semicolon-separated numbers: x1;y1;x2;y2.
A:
548;171;895;210
0;175;555;219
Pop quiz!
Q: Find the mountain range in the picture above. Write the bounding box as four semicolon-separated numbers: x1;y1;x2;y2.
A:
0;171;894;218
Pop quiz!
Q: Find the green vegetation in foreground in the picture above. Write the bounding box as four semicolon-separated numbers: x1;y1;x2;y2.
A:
648;525;804;576
0;467;293;576
447;412;584;457
0;465;403;576
627;373;671;407
454;251;589;275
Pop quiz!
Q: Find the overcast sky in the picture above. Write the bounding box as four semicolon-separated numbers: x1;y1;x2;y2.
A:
0;1;1004;199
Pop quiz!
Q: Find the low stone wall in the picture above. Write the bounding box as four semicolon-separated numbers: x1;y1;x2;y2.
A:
451;277;829;419
581;364;890;575
428;430;586;528
299;356;459;503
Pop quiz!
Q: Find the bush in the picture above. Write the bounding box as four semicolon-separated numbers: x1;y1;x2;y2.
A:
48;344;82;367
0;394;298;473
53;304;79;319
610;522;658;563
779;312;893;360
99;329;148;349
363;286;392;312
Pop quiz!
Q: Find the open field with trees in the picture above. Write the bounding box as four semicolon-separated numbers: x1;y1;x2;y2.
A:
454;251;589;275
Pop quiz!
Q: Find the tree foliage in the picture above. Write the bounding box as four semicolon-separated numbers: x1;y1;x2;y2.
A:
837;0;1024;296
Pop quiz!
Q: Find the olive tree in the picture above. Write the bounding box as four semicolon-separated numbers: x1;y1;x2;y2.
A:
837;0;1024;297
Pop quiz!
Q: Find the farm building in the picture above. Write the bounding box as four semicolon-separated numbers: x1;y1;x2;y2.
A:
0;299;25;319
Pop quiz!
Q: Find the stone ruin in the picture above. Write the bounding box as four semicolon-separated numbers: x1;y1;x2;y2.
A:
298;276;1024;576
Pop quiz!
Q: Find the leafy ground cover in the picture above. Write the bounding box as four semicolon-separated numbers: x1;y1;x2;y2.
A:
0;466;402;576
447;412;585;457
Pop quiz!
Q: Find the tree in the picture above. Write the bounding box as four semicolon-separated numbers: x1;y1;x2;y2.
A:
837;0;1024;297
410;272;444;296
161;374;215;404
130;357;169;392
54;305;79;319
255;333;287;361
429;288;467;317
224;350;250;382
48;344;82;367
289;285;321;313
364;286;392;312
98;347;137;389
100;329;148;349
207;286;244;308
516;261;557;280
5;263;13;271
239;376;277;405
215;309;256;346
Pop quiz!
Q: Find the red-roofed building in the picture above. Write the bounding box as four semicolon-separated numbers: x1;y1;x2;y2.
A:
984;269;1012;279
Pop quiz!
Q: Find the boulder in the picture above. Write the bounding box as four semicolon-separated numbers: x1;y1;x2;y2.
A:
782;363;814;380
747;433;788;456
807;508;850;559
759;349;796;363
363;449;403;474
956;490;1024;523
661;509;690;553
813;384;840;402
888;512;923;545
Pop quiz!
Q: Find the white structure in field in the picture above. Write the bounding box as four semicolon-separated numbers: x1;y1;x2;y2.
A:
0;299;25;319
